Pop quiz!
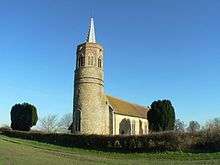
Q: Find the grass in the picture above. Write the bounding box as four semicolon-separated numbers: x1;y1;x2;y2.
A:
0;135;219;165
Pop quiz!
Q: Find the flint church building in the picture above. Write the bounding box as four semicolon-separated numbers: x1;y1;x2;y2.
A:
71;18;149;135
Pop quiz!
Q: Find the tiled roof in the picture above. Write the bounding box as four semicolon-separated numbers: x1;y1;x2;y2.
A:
107;95;149;119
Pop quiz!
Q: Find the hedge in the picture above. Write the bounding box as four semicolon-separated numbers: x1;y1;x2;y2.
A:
0;128;219;152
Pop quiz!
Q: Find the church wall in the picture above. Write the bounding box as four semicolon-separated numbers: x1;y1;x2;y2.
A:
114;113;148;135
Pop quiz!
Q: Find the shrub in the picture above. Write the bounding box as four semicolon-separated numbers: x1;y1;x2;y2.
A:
0;126;11;132
10;103;38;131
0;130;219;152
148;100;175;132
192;130;220;152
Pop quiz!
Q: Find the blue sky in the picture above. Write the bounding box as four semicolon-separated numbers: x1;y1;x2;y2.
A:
0;0;219;126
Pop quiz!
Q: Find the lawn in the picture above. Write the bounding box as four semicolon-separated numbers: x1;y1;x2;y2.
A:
0;135;219;165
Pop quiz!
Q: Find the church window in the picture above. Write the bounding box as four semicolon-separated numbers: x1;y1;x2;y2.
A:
88;56;91;65
80;56;85;66
91;56;94;65
77;56;80;68
75;110;81;132
131;120;136;135
119;118;131;135
94;56;97;66
109;107;113;135
144;122;148;134
98;58;102;68
139;120;143;135
78;57;81;67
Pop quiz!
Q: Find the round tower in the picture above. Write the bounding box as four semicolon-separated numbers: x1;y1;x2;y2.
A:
72;18;109;134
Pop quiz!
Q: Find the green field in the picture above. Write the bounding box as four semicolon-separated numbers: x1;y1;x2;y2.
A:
0;135;219;165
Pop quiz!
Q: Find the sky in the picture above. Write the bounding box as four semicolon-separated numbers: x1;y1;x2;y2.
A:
0;0;220;126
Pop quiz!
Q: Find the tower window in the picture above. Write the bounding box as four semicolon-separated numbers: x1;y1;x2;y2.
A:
91;56;94;65
77;57;80;68
88;56;91;65
94;56;97;66
75;110;81;132
98;58;102;68
80;56;85;66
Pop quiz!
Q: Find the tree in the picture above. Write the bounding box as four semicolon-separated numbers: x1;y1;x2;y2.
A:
174;119;185;132
10;103;38;131
0;124;11;131
0;124;10;129
204;117;220;132
38;114;59;133
147;100;175;132
187;121;200;133
58;113;72;133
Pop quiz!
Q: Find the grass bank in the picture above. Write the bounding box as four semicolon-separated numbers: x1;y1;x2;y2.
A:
0;135;219;165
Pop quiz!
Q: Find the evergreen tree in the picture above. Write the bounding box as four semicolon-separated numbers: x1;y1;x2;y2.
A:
148;100;175;132
10;103;38;131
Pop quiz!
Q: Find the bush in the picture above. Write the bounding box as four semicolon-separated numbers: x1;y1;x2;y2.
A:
148;100;175;132
0;126;11;132
10;103;38;131
192;130;220;152
1;130;219;152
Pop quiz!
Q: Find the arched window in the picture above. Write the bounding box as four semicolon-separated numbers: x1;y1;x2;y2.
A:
88;56;91;65
91;56;94;65
78;57;81;68
144;122;148;134
98;58;102;68
131;120;136;135
80;56;85;66
94;56;97;66
119;118;131;135
109;107;113;135
75;110;81;132
139;120;143;135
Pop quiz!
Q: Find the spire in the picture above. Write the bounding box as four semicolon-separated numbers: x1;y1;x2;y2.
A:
86;17;96;43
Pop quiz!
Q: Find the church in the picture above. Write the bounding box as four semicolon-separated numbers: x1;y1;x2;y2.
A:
71;18;149;135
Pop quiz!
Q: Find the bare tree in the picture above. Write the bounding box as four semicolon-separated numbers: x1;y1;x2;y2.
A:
58;113;72;133
0;124;11;131
204;117;220;132
174;119;185;132
38;114;59;133
187;120;200;133
0;124;10;128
